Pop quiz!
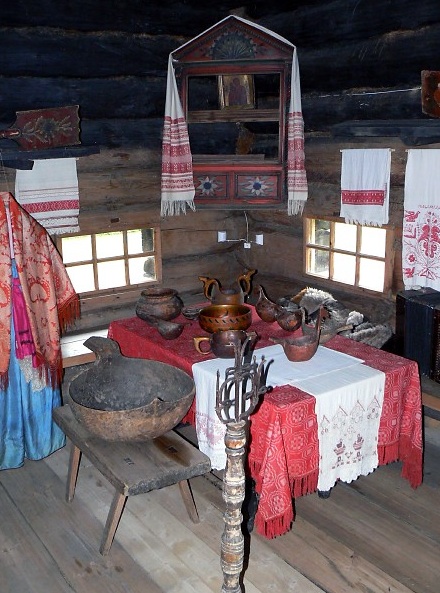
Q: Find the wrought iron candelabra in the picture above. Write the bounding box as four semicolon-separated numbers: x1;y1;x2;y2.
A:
215;337;268;593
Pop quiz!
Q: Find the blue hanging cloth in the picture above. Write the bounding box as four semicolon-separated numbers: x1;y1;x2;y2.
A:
0;260;65;470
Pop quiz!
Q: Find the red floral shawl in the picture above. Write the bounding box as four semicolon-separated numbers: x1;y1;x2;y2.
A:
0;192;79;387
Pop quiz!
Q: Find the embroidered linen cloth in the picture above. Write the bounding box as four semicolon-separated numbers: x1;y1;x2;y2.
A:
15;158;80;235
161;15;307;216
340;148;392;226
402;149;440;290
287;48;308;215
160;54;196;216
192;343;364;470
292;363;385;491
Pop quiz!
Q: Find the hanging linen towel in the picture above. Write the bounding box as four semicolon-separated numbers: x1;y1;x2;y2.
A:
15;158;80;235
160;55;195;217
287;48;308;215
402;149;440;290
292;363;385;492
161;15;307;217
340;148;392;226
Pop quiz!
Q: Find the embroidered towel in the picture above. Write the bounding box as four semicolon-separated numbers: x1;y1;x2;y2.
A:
294;363;385;491
160;55;195;217
402;149;440;290
161;15;307;217
340;148;391;226
287;48;308;215
15;158;80;235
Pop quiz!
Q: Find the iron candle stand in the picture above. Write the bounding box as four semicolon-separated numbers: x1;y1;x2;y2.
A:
215;337;268;593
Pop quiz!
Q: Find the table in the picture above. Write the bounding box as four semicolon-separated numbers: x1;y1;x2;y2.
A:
108;308;423;539
53;405;211;554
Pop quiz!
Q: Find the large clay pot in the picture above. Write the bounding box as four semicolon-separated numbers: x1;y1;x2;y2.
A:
194;330;257;358
136;287;183;321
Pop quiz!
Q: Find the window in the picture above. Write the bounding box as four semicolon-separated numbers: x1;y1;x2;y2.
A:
304;217;393;293
57;227;161;306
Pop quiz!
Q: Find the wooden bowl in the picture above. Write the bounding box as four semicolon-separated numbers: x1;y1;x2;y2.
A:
68;337;195;441
198;304;252;334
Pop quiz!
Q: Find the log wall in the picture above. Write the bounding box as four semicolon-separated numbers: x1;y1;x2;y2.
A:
1;0;439;330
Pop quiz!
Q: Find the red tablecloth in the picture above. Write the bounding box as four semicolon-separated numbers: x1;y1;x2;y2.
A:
108;309;423;539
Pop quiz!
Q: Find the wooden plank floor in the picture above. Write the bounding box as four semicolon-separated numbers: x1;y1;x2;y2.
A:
0;427;439;593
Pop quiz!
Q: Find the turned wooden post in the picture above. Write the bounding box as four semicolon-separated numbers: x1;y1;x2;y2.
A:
216;338;267;593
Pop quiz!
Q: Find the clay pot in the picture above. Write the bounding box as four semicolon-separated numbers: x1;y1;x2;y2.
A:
276;308;303;332
255;285;280;323
136;287;183;321
194;330;257;358
270;306;324;362
198;304;252;334
199;269;256;305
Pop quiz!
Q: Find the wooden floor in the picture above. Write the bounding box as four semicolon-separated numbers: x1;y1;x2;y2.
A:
1;424;439;593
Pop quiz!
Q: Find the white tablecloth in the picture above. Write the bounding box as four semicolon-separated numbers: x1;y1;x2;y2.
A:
191;344;382;475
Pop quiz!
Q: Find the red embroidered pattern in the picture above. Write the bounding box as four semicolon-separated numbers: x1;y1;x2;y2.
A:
342;189;385;205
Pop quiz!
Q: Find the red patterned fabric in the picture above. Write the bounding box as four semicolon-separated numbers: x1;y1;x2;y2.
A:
108;310;423;539
0;192;79;387
341;190;385;205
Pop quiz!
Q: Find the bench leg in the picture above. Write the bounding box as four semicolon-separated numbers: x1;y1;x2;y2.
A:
100;491;127;556
178;480;199;524
66;443;82;503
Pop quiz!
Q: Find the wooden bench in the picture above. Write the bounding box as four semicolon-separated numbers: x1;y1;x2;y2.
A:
53;405;211;555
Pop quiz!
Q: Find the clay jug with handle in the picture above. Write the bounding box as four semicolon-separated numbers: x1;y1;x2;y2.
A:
199;269;256;305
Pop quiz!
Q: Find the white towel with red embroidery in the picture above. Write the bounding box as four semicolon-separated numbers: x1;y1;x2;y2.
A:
402;149;440;290
287;48;308;216
293;363;385;492
160;54;196;217
15;158;79;235
340;149;392;226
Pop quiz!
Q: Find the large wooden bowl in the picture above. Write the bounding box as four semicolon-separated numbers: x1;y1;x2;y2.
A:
198;304;252;333
68;337;195;441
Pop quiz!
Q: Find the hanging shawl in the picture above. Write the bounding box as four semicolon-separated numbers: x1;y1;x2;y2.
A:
402;149;440;290
160;15;308;216
340;149;392;226
0;192;80;388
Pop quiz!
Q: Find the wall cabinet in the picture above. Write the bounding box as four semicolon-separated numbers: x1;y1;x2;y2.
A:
173;17;294;208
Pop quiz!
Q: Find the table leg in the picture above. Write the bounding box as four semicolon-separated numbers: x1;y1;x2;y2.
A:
100;491;127;556
66;443;82;503
178;480;199;523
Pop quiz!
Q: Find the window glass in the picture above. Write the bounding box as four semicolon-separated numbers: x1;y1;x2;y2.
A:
96;232;124;259
359;259;385;291
97;260;126;289
310;219;330;247
333;252;356;284
334;222;356;251
360;226;386;257
60;227;159;296
66;264;95;292
304;217;391;294
62;235;92;263
306;247;329;277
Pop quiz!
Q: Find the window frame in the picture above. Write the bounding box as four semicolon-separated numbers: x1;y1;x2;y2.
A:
56;225;162;313
303;215;394;296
